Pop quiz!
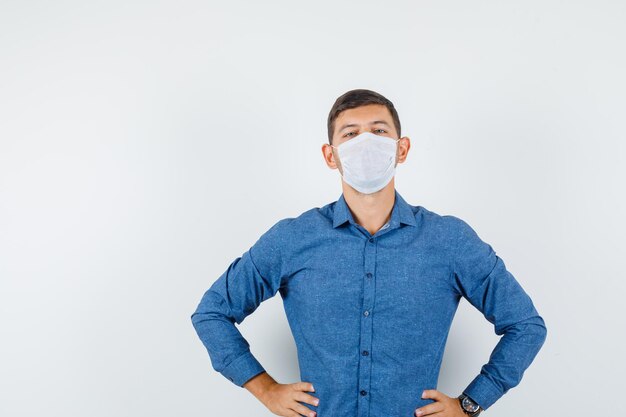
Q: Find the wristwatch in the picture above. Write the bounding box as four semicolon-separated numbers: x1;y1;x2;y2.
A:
457;393;483;416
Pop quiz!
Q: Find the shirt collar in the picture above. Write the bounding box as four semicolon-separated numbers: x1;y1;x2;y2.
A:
332;189;417;229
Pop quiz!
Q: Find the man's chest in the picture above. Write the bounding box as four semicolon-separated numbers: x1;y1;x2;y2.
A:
280;233;458;324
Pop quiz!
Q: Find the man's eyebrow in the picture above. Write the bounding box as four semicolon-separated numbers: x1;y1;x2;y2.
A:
339;120;390;132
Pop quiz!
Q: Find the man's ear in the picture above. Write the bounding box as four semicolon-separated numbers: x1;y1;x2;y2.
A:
322;143;340;170
322;143;341;172
397;136;410;164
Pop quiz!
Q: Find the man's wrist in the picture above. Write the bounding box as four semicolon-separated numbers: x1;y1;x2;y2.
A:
243;371;276;402
457;393;483;416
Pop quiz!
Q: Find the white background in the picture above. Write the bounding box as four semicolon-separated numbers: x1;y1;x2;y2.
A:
1;1;624;416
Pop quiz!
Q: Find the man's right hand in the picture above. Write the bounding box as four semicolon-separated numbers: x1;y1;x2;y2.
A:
244;372;319;417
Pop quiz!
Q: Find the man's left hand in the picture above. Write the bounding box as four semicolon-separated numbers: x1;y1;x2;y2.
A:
414;389;466;417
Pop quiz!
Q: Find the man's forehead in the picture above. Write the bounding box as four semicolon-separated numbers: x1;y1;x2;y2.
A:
338;120;391;132
336;105;393;130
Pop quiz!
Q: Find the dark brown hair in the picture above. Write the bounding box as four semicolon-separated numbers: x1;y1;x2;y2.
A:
327;88;401;145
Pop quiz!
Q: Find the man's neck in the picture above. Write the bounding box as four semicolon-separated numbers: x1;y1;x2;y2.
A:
341;180;396;236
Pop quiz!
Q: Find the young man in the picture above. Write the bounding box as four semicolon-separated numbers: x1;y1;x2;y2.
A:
191;89;547;417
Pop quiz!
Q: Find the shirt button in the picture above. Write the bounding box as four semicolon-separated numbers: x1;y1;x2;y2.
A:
362;350;369;356
365;272;372;279
360;390;367;396
363;310;369;317
368;237;375;243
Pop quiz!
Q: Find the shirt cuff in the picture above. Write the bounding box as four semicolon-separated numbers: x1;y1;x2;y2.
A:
462;373;503;411
220;350;266;387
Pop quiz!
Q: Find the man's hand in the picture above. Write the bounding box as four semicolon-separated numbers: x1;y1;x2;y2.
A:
244;372;319;416
259;380;319;417
414;389;467;417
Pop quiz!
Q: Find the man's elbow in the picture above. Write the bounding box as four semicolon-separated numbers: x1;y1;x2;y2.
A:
190;309;233;331
537;316;547;344
190;311;202;328
529;314;547;339
499;314;547;347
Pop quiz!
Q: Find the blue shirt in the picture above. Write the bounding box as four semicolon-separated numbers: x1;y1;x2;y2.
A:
191;189;547;416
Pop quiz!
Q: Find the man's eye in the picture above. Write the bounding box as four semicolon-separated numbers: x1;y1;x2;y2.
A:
375;129;387;134
343;131;357;137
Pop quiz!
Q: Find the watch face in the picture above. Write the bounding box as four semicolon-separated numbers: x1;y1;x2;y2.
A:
462;396;480;412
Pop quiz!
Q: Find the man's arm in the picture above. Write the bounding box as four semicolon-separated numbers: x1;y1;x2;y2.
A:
450;216;548;411
190;218;291;388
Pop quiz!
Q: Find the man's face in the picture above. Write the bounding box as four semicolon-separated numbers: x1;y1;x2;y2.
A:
322;104;410;175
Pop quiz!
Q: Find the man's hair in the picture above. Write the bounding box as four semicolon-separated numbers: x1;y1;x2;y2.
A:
327;88;401;145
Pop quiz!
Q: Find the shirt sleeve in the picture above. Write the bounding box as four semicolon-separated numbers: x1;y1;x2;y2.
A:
450;216;548;410
190;218;291;387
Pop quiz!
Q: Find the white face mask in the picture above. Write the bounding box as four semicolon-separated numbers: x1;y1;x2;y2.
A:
331;131;400;194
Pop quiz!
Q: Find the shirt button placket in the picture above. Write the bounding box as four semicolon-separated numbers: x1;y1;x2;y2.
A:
358;236;377;417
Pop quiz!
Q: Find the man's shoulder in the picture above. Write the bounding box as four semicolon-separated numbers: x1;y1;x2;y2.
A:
287;205;334;230
285;198;346;227
414;204;475;236
260;203;332;236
